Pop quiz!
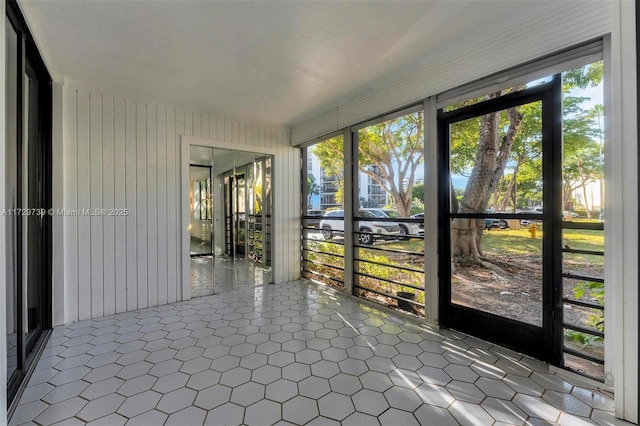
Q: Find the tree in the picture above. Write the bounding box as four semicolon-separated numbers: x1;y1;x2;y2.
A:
312;113;423;217
307;173;320;208
450;98;523;261
311;136;345;206
562;103;604;217
411;183;424;204
358;113;423;216
450;62;603;264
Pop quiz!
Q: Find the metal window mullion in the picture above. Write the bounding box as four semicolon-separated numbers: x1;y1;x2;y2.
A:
546;74;564;366
343;128;354;294
300;149;308;275
424;97;438;322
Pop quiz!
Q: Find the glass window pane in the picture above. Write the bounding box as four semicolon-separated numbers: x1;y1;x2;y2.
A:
302;136;346;290
354;111;425;315
561;60;605;380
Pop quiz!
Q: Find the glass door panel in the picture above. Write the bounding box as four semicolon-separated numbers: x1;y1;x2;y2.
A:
189;165;213;256
439;79;562;363
234;173;246;256
6;15;19;383
24;66;44;350
5;3;53;408
448;101;544;326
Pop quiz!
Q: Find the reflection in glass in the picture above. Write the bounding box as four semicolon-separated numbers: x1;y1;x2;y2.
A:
189;165;213;255
222;156;272;268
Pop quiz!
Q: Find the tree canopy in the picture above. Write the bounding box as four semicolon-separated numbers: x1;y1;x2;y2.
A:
311;113;423;217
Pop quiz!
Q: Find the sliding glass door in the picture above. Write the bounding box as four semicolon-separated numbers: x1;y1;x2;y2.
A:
6;3;53;409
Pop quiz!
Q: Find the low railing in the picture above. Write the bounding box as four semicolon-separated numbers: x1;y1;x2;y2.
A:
353;217;425;316
301;216;345;289
561;220;605;382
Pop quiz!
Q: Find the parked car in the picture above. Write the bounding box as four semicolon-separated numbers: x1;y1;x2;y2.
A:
361;208;422;237
411;212;425;236
485;218;509;230
305;209;324;228
519;209;542;226
599;211;604;222
319;209;401;245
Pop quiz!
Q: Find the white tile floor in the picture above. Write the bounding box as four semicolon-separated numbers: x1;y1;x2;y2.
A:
190;256;272;298
10;280;629;426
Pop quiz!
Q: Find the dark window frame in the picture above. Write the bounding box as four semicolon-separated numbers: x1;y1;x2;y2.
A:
6;0;53;413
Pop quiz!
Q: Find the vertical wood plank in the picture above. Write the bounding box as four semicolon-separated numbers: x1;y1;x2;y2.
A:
166;109;178;303
146;106;158;308
136;103;148;309
216;117;223;141
238;122;245;144
114;98;127;313
185;112;193;137
102;96;116;316
90;93;104;318
63;88;79;322
194;113;202;138
77;90;91;320
157;107;168;306
125;100;138;311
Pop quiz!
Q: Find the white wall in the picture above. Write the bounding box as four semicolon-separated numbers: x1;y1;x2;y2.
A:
608;0;638;422
62;82;298;323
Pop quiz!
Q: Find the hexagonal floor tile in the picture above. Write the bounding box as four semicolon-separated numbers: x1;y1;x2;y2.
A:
230;382;265;407
282;396;319;425
245;399;282;426
194;384;232;410
351;388;389;416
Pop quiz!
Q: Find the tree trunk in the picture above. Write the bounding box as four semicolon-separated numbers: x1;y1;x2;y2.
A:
452;104;522;261
500;153;524;212
578;161;592;218
452;111;499;259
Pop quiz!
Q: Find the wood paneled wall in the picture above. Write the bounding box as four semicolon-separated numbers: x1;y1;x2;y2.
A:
62;85;298;322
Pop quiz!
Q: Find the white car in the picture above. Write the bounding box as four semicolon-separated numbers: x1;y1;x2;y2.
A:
319;209;401;245
361;208;422;237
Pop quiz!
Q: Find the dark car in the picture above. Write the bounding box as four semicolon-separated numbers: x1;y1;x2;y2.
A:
305;210;324;228
485;218;508;229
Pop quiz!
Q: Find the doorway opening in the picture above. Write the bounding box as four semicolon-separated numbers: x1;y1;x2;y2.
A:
188;146;273;298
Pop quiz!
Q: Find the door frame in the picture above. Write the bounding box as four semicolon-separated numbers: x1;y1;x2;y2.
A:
180;136;277;299
6;0;53;413
437;77;563;364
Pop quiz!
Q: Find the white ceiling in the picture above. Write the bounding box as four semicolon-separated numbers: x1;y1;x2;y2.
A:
21;0;542;127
